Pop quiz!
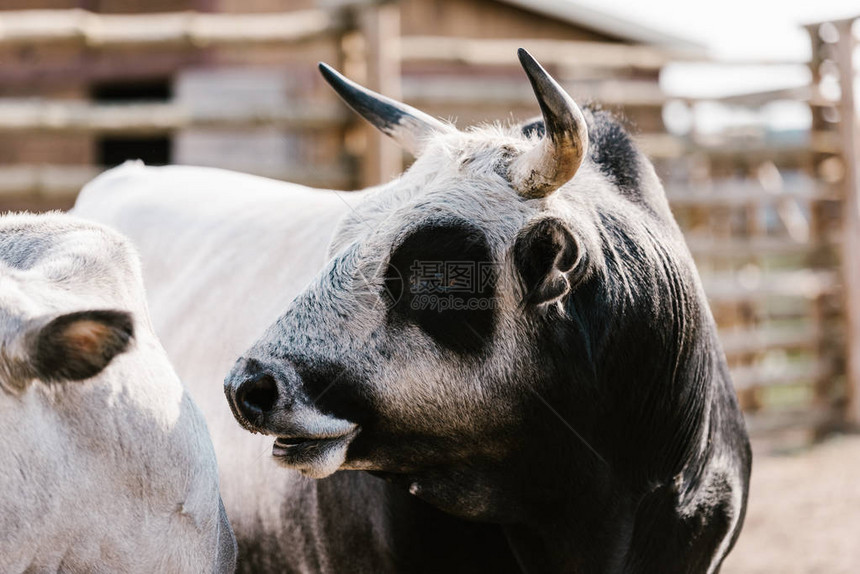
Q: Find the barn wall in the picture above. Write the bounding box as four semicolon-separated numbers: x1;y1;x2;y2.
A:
212;0;314;12
399;0;618;41
0;0;660;194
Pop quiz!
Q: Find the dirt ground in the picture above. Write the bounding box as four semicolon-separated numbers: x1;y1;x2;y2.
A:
721;433;860;574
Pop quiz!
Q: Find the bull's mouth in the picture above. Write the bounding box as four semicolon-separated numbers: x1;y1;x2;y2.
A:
272;433;349;455
270;426;359;478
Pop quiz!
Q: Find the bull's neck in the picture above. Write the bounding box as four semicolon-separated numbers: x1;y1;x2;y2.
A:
500;373;744;574
498;463;635;574
503;521;621;573
501;478;712;574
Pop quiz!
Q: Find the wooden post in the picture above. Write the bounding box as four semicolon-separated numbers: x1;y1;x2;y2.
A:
834;19;860;426
357;1;402;187
806;24;840;437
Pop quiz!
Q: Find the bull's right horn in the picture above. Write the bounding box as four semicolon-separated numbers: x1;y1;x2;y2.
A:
509;49;588;199
318;63;452;156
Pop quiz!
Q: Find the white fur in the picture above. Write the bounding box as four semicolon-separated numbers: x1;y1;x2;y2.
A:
0;213;234;573
72;163;356;549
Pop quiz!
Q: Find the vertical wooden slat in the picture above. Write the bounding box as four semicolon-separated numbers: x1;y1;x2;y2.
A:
357;1;402;187
806;24;842;437
834;19;860;425
743;174;765;412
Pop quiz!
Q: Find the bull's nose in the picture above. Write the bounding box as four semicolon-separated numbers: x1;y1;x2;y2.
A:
230;371;280;422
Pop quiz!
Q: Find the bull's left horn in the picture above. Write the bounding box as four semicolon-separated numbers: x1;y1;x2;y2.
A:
509;49;588;199
318;63;452;156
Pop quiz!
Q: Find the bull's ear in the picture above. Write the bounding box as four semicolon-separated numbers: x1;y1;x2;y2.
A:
513;217;580;307
28;310;134;383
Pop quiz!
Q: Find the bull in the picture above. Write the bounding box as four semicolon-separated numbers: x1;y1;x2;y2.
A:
223;50;752;573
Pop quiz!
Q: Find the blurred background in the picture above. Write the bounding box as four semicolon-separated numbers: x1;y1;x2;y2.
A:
0;0;858;571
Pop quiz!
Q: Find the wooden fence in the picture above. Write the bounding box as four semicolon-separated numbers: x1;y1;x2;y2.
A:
656;16;860;438
805;17;860;428
0;6;857;441
0;3;393;204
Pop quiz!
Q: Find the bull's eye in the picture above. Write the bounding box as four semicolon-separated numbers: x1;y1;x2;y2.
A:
384;220;497;354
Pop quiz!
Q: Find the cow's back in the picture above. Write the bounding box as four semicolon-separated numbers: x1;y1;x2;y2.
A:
75;163;351;351
73;163;355;562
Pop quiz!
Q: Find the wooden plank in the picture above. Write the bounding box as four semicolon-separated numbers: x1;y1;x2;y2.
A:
0;52;204;87
0;9;345;48
0;164;99;199
0;100;348;134
803;14;860;30
639;131;842;159
684;235;830;258
701;270;837;303
719;326;823;357
356;2;402;187
666;180;837;207
714;84;832;108
834;21;860;425
400;35;810;71
402;76;667;108
806;24;847;437
635;133;688;159
744;407;833;435
400;35;693;71
731;359;825;390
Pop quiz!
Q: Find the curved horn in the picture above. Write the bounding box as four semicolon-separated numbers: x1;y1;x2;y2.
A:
318;63;452;156
509;49;588;199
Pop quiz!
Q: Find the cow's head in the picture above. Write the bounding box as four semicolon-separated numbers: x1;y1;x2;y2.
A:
225;51;714;522
0;216;236;573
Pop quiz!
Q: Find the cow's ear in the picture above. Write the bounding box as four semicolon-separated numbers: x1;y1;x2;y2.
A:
513;217;581;307
27;310;134;383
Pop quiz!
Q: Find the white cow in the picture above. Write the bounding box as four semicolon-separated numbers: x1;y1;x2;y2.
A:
73;162;355;567
0;212;236;573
